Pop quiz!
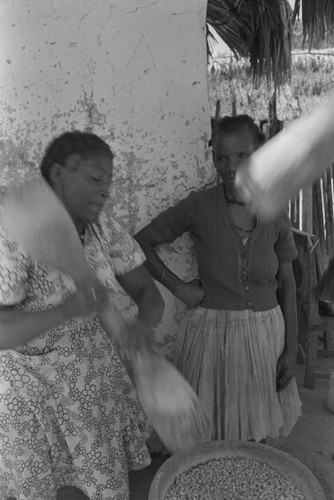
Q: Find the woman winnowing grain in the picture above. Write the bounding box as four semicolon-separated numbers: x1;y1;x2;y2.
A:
0;131;164;500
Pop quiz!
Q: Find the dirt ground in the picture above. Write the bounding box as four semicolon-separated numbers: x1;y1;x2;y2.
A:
129;356;334;500
267;356;334;500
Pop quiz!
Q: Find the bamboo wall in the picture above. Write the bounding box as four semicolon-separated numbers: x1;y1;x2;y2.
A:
289;167;334;270
262;94;333;272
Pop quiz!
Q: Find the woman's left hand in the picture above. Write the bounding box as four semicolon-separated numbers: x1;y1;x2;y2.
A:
125;318;154;355
276;349;296;392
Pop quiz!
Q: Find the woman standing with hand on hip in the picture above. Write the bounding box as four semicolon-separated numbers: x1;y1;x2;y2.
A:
0;131;164;500
135;115;302;444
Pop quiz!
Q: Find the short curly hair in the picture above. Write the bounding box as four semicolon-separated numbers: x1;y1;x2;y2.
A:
40;131;114;184
211;115;265;150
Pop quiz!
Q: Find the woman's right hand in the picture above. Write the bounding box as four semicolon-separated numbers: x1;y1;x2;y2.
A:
61;281;108;320
174;278;206;308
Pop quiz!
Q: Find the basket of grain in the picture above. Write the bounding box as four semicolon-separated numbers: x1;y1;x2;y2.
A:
148;440;326;500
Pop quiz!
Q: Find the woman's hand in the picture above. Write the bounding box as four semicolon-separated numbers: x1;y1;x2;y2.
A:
276;349;296;392
174;278;206;308
125;318;154;355
62;282;108;320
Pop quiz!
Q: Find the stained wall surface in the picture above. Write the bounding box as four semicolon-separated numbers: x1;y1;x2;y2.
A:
0;0;214;356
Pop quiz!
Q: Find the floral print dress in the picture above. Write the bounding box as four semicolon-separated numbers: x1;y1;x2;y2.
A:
0;210;151;500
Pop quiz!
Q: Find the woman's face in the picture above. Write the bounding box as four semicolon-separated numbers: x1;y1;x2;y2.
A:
214;127;256;201
57;153;113;227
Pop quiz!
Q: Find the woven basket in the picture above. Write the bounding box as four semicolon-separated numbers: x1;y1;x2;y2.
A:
148;440;326;500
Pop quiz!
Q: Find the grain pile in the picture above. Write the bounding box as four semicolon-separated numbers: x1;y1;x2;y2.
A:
165;456;305;500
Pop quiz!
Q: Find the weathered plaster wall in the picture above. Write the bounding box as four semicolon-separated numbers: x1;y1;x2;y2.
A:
0;0;214;357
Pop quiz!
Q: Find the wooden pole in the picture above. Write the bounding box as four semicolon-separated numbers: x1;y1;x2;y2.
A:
215;99;221;123
326;166;334;256
305;233;321;389
314;180;326;256
291;195;297;228
302;185;313;233
304;328;318;389
322;173;332;256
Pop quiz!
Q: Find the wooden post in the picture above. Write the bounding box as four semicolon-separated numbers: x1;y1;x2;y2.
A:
232;98;237;117
215;99;221;123
290;197;296;228
302;185;313;233
313;181;326;255
326;166;334;255
325;332;334;350
262;123;270;140
304;328;318;389
322;173;332;256
304;232;321;389
268;93;277;138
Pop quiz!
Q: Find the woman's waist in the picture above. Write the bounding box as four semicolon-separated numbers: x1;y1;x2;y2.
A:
12;313;106;356
201;284;279;311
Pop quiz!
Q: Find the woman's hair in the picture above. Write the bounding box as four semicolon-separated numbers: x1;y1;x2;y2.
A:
40;130;114;183
211;114;265;150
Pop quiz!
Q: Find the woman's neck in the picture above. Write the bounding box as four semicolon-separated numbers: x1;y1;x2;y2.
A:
223;184;245;206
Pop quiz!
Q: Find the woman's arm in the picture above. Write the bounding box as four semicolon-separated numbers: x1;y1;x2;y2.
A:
134;225;205;307
116;263;164;328
134;225;183;293
276;260;298;391
116;263;164;351
0;283;107;350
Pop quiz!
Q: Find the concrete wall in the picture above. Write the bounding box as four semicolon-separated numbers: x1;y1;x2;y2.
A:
0;0;214;357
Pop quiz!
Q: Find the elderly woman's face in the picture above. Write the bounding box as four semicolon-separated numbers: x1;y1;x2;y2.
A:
214;127;255;186
59;153;113;225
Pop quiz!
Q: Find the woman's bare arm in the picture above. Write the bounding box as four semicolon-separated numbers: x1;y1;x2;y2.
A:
134;225;205;307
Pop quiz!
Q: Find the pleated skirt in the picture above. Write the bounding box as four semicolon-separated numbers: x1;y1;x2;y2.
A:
173;306;302;442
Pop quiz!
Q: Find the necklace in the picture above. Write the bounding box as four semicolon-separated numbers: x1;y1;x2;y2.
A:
225;197;245;206
224;187;254;233
234;223;253;234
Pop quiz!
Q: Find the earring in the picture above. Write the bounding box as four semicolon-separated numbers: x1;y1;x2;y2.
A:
57;176;64;195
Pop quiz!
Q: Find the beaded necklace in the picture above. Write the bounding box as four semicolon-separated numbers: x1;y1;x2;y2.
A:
224;186;254;234
233;223;253;234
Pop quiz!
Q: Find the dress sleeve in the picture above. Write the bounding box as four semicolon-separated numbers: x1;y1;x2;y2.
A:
0;224;30;305
274;211;298;263
101;212;146;276
150;191;197;243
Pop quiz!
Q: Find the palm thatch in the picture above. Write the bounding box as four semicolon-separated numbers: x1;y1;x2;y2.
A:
206;0;292;87
294;0;334;49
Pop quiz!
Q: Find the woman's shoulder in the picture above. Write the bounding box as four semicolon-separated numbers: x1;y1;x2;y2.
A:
183;183;221;206
96;209;141;251
96;208;146;272
96;208;130;237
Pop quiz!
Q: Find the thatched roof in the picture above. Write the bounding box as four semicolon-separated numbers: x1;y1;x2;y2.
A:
293;0;334;49
207;0;334;87
206;0;292;87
